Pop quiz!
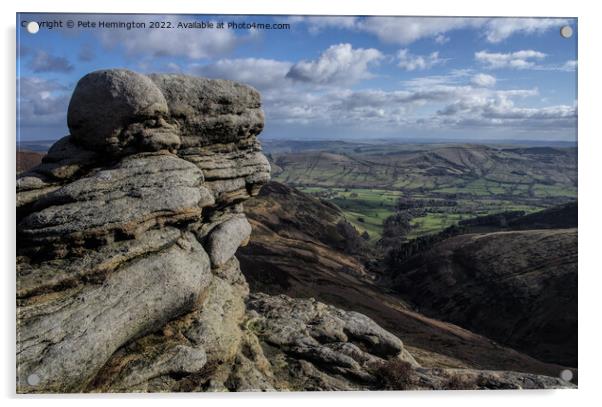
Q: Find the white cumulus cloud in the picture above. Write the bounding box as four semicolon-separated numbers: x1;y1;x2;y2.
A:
286;43;383;85
561;60;578;71
259;74;575;136
397;49;445;71
471;73;497;87
358;17;485;45
18;77;71;127
191;58;293;91
475;50;547;69
483;18;570;43
286;16;359;34
294;16;571;46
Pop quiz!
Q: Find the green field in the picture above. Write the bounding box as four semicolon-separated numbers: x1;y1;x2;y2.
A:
297;185;556;242
298;187;401;241
275;142;577;242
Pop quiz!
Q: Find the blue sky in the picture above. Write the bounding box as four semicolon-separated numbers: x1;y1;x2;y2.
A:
17;14;577;142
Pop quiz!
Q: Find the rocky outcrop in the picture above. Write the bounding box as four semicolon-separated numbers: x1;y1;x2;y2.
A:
16;69;269;393
16;69;574;393
242;294;572;391
244;293;418;391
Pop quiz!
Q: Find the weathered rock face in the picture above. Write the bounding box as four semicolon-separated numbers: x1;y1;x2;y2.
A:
16;69;270;393
244;293;418;391
67;69;171;155
16;69;574;393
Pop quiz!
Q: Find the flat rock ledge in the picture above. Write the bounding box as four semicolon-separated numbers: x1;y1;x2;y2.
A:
16;69;575;393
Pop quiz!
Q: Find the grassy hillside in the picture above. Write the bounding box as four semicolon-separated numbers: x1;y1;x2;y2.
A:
267;142;577;240
271;144;576;193
297;187;401;241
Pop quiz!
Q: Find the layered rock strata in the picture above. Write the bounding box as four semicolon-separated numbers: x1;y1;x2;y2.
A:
16;69;269;393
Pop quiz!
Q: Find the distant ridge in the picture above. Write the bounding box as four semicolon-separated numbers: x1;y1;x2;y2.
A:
261;137;577;149
18;137;577;154
17;139;58;152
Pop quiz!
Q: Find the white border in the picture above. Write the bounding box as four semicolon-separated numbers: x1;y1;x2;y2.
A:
2;1;600;406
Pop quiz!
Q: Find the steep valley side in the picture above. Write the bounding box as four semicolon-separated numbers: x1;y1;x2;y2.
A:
387;228;577;367
240;181;576;378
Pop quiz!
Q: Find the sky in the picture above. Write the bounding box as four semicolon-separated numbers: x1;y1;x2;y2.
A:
16;14;577;142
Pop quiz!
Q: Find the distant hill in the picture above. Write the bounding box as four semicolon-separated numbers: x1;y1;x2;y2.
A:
388;225;577;367
262;139;374;154
386;201;577;266
262;138;577;153
269;143;577;199
17;139;57;153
